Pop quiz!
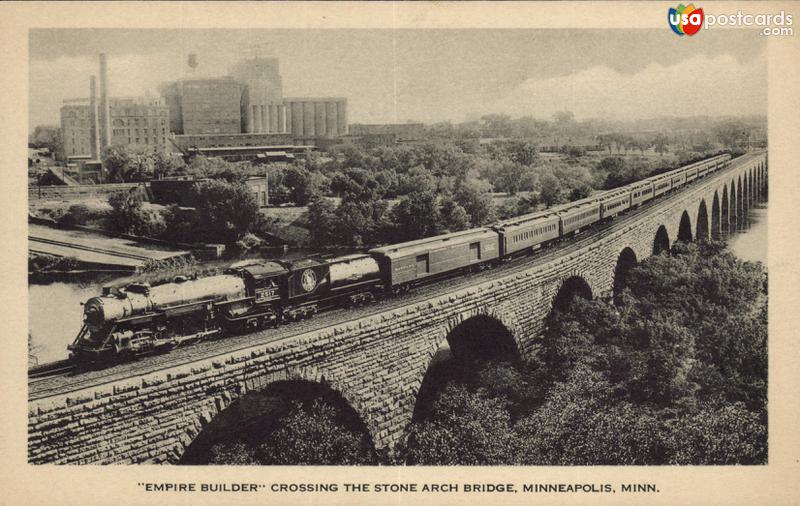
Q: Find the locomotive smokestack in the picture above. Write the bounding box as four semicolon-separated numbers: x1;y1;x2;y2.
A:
98;53;110;152
89;75;100;160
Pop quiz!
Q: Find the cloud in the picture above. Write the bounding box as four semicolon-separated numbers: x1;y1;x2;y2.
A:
484;52;767;121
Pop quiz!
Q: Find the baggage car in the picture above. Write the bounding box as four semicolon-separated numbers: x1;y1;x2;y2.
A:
369;227;500;289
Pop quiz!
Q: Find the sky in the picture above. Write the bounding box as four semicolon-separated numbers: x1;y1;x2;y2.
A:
29;28;767;130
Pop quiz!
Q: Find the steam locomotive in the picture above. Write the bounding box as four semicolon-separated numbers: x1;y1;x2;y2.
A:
68;153;733;365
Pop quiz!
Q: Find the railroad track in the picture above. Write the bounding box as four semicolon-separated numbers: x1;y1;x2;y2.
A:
28;359;75;382
28;152;763;399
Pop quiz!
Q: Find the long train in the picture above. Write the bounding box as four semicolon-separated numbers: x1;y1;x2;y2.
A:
68;153;732;365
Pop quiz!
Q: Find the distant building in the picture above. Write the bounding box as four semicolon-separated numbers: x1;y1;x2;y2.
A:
283;97;348;139
177;77;243;135
350;123;424;142
232;57;286;135
60;99;92;158
108;97;170;149
159;56;348;146
60;96;170;158
150;175;270;207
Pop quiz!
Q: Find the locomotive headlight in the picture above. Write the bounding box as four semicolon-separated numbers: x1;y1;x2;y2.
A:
83;298;106;328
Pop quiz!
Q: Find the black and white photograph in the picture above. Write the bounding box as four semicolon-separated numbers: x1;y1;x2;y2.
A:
2;1;799;504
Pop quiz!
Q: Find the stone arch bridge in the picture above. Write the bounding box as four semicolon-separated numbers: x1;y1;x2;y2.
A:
28;152;767;464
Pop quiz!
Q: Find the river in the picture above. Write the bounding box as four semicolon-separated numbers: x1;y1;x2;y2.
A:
27;204;769;366
727;202;767;264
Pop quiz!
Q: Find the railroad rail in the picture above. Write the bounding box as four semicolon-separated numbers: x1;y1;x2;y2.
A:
28;360;75;382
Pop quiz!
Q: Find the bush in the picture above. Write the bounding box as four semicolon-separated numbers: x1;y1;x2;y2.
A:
234;233;263;252
159;205;200;243
401;384;520;465
665;403;767;464
191;180;260;243
57;204;94;227
257;401;377;465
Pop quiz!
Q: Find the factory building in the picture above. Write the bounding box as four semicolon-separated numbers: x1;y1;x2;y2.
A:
159;56;347;147
108;97;169;149
282;98;347;139
60;54;170;161
61;99;93;158
232;57;288;135
61;96;170;157
179;77;243;135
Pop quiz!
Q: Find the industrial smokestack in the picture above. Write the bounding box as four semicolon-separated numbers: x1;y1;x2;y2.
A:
89;76;100;160
99;53;111;151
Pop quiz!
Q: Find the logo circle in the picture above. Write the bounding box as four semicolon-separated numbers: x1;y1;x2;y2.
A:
300;269;317;292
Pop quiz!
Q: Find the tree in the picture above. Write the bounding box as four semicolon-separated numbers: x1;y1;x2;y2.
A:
151;151;186;179
192;180;260;243
552;110;576;126
515;366;667;465
506;141;539;166
30;126;62;160
714;120;750;149
306;196;339;249
257;401;376;465
160;205;200;243
539;173;564;207
284;166;322;205
330;167;383;202
391;190;442;241
102;146;133;183
438;194;470;233
665;403;767;465
107;187;165;236
333;199;390;248
493;160;528;195
454;179;495;226
208;441;258;465
401;384;520;465
653;134;670;156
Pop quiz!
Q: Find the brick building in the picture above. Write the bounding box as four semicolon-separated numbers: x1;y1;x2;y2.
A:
60;96;170;158
178;78;243;135
60;99;92;158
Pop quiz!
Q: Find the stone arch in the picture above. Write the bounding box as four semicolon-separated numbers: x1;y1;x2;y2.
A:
553;275;593;312
678;210;693;242
696;199;710;241
177;376;375;464
613;247;638;299
737;176;743;218
756;166;762;202
730;180;738;230
720;186;729;234
711;192;721;238
411;313;519;423
742;173;749;212
653;225;670;255
444;314;520;363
